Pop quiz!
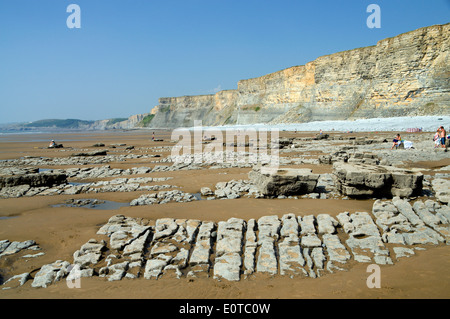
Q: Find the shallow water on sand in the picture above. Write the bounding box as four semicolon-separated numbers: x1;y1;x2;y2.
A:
52;199;130;210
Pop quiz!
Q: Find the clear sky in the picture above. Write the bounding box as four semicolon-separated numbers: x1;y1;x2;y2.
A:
0;0;449;123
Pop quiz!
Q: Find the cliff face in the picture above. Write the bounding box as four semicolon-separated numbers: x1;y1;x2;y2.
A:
89;113;150;130
149;24;449;128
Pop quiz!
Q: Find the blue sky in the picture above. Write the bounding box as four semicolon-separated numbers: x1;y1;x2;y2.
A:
0;0;449;123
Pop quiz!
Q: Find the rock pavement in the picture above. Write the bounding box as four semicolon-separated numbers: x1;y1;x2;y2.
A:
3;197;449;289
1;129;449;290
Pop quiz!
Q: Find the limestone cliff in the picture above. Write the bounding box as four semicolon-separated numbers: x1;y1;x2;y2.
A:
90;113;150;130
148;23;449;128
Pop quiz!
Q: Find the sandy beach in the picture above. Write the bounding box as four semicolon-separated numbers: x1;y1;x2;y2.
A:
0;128;449;299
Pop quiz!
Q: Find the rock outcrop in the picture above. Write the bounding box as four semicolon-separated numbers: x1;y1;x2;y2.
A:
333;162;423;198
147;23;449;128
248;167;319;197
432;178;450;204
0;172;67;189
88;113;151;130
5;197;449;288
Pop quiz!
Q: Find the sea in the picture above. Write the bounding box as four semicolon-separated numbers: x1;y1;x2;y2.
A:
0;127;152;143
0;129;95;143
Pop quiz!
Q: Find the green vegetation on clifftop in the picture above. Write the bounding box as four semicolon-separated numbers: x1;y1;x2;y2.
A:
25;119;94;128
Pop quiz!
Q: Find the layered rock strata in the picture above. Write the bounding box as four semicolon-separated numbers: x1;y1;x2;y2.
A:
248;167;319;197
333;162;424;198
148;24;449;128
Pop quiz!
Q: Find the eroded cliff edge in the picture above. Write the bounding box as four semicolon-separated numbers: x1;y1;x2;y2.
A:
149;24;449;128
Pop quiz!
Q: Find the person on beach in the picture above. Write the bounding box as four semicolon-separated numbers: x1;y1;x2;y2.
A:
48;140;63;149
152;132;155;141
438;126;446;149
433;130;441;148
391;134;401;150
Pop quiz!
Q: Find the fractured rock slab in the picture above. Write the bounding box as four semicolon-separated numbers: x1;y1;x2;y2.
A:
249;167;319;197
299;215;316;235
392;197;424;227
213;218;245;281
0;240;36;257
215;218;245;257
123;230;151;256
256;241;278;275
2;273;30;289
280;213;300;239
188;221;216;276
278;239;306;276
373;199;449;246
257;215;281;243
301;234;322;248
333;162;423;198
278;214;306;276
432;178;450;204
393;247;415;259
256;215;280;274
402;226;445;245
317;214;339;234
153;218;179;241
173;219;201;244
322;234;351;264
73;239;106;269
341;212;392;264
31;260;71;288
213;253;242;282
372;200;412;234
144;259;167;279
16;196;450;288
243;219;257;275
412;200;443;228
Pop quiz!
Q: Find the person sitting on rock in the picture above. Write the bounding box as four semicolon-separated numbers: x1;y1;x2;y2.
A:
391;134;401;150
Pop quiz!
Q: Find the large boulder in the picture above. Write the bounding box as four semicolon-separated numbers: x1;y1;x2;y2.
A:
333;162;423;198
0;172;67;188
248;167;319;197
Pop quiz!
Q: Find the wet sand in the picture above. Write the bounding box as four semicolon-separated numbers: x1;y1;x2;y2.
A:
0;129;449;299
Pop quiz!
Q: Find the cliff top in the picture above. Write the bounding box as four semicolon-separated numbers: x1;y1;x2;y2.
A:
156;23;449;100
238;22;450;84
